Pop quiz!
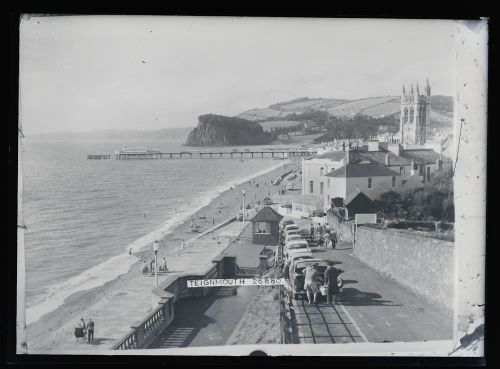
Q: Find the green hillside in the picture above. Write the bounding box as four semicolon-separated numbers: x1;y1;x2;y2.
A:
236;95;453;126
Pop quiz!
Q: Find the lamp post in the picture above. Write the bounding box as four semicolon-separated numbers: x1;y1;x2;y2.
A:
242;189;246;228
153;240;159;287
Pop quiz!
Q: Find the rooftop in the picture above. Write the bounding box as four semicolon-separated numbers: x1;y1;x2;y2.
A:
312;151;347;161
250;206;283;223
326;163;400;178
400;149;452;164
344;189;374;206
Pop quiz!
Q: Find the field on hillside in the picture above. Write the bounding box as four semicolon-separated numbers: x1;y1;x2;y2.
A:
271;98;347;112
258;120;303;132
236;95;453;123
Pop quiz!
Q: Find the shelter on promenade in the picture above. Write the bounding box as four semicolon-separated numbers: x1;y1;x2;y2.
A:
250;206;283;246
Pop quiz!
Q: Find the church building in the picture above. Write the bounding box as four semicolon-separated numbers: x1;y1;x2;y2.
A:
399;79;431;146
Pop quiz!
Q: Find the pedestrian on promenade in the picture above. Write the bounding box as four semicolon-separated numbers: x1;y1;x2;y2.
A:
149;258;154;273
331;231;338;249
178;239;185;255
163;257;168;272
141;260;148;274
317;223;324;238
309;223;315;240
304;263;321;305
324;232;331;251
87;318;95;343
79;318;87;340
324;261;341;304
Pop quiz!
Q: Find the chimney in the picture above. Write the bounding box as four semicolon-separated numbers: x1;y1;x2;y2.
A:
388;143;401;156
385;153;390;166
348;150;359;164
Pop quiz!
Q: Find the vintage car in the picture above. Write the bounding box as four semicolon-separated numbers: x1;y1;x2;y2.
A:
289;259;329;300
284;230;302;243
284;234;305;244
283;224;300;233
281;220;295;231
286;252;315;270
283;240;310;259
282;251;314;279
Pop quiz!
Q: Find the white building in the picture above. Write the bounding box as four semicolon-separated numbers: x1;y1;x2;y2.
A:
301;140;453;212
301;151;346;198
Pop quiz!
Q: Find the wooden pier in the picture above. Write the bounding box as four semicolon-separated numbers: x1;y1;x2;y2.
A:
88;150;316;160
87;154;111;160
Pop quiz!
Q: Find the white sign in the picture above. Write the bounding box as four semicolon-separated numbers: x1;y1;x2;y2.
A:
355;213;377;225
187;277;285;288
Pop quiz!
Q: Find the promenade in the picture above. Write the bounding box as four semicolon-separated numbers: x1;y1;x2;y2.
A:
27;220;246;353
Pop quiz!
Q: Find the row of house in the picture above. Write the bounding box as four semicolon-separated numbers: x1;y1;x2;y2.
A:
295;140;452;219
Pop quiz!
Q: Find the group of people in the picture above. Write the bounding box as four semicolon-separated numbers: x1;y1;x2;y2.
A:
304;261;342;306
141;257;168;274
309;222;337;250
75;318;95;343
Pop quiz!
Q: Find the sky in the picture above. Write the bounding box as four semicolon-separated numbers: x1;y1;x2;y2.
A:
19;16;458;134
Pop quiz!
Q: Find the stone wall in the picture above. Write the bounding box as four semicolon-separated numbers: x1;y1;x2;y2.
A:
353;226;454;311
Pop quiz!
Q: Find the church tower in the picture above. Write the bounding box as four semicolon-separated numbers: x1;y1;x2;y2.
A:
399;79;431;146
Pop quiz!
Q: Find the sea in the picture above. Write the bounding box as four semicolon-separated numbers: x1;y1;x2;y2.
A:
21;139;285;325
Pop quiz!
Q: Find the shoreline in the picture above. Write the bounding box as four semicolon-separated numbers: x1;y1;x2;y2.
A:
25;158;289;325
26;158;301;352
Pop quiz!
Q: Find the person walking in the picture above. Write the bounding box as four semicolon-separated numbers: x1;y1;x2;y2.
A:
324;232;331;251
317;223;324;239
141;260;148;274
324;261;341;304
163;257;168;272
309;223;315;240
325;222;331;234
79;318;87;342
304;263;320;305
87;318;95;343
331;231;338;250
178;239;185;255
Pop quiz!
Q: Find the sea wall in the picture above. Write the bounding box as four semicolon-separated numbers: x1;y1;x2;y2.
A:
353;226;454;311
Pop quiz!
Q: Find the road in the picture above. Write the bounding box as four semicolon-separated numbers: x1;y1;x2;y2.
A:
288;241;453;344
149;286;257;348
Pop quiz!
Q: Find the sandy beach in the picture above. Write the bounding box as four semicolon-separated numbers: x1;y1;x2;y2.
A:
26;158;301;352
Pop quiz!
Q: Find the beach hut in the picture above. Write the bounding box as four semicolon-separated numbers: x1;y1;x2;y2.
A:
250;206;283;246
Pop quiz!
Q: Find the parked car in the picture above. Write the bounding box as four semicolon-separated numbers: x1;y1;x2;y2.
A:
287;252;315;267
289;259;329;300
284;240;310;259
280;219;295;232
284;234;305;244
282;251;314;279
284;224;300;233
284;230;302;243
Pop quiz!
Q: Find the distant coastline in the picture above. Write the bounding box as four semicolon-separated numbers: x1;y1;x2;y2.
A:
25;127;194;142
